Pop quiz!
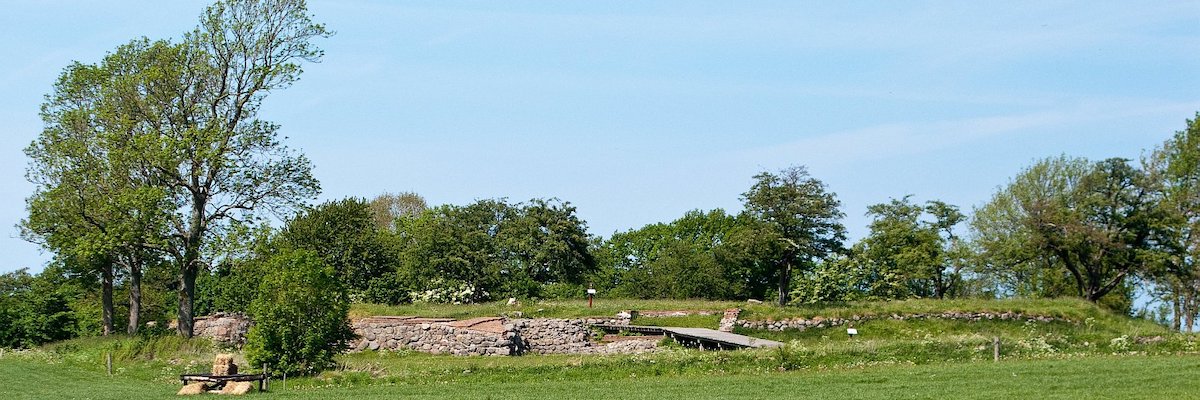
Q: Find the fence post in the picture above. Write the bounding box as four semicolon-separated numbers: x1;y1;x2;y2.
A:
992;337;1000;362
106;352;113;376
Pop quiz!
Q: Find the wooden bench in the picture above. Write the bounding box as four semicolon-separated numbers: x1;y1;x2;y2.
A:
180;373;268;392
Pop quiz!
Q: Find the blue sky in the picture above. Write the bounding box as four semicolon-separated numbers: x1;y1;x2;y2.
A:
2;1;1198;273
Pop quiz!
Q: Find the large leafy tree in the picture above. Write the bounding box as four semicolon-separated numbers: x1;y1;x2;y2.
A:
1144;113;1200;331
741;166;846;305
278;198;396;293
26;0;327;338
111;0;328;337
394;198;595;301
600;209;742;299
974;156;1162;304
970;159;1085;298
22;48;172;336
503;199;597;287
854;196;966;299
368;192;428;231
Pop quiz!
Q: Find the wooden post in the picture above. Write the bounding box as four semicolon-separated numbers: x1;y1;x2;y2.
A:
106;352;113;376
992;337;1000;362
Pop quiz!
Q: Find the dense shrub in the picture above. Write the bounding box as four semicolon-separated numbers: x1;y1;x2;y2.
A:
245;250;354;375
0;267;80;348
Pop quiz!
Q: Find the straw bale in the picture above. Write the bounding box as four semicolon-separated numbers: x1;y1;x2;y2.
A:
220;381;255;395
177;382;206;396
212;354;238;375
213;354;235;366
211;364;238;376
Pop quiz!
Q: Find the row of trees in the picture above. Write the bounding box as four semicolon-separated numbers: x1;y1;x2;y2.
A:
196;196;595;310
588;115;1200;332
7;115;1200;354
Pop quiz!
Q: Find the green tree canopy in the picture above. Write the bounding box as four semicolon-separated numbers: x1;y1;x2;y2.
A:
599;209;742;299
22;44;174;335
973;156;1162;306
853;196;966;300
279;198;397;293
1144;113;1200;331
741;166;846;305
24;0;329;338
394;198;596;301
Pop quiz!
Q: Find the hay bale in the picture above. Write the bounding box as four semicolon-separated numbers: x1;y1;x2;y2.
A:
212;354;238;375
211;364;238;376
177;382;207;396
220;381;255;395
213;354;234;364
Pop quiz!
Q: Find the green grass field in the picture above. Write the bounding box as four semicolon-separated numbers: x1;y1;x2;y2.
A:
2;353;1198;399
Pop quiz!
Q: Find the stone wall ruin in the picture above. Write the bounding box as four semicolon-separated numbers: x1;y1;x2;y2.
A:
349;316;658;356
190;308;1065;356
192;312;253;347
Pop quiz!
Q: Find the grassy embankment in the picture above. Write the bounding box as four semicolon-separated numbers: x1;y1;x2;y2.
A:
1;298;1195;399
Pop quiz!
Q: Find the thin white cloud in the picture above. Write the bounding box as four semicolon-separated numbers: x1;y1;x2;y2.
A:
742;99;1200;169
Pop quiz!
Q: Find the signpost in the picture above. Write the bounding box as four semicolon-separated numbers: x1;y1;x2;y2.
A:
587;284;596;308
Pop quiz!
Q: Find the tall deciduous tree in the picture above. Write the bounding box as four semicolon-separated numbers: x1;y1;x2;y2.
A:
975;156;1161;305
279;198;395;293
123;0;328;337
22;50;171;336
26;0;327;339
854;196;965;299
1145;113;1200;331
600;209;742;299
369;192;428;231
741;166;846;305
971;159;1084;298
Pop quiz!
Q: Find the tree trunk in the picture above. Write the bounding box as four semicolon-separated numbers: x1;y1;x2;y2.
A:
101;263;114;336
177;195;206;338
777;261;791;306
934;265;946;299
1186;289;1197;334
127;255;142;335
177;261;198;338
1172;292;1182;332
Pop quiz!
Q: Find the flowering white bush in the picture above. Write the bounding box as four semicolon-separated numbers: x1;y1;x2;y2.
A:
409;278;489;304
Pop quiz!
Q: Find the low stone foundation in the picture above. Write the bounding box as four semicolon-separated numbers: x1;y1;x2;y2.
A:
510;318;592;354
348;316;658;356
351;316;514;356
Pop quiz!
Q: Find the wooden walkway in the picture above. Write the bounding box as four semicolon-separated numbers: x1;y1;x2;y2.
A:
592;324;783;350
